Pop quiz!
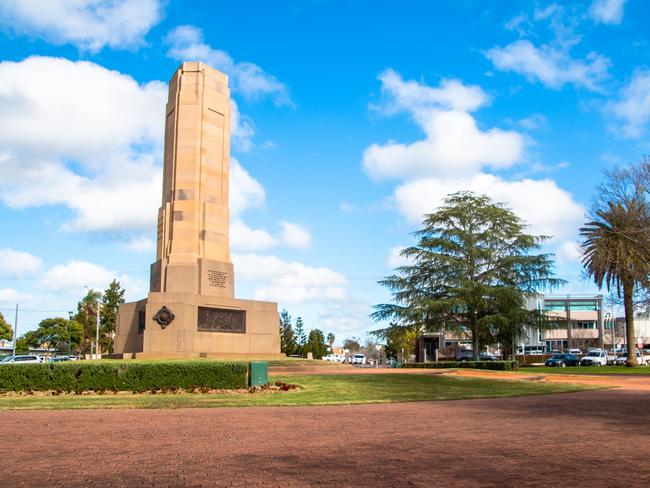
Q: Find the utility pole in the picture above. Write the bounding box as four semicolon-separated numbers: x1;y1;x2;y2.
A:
68;311;73;357
95;299;100;359
11;304;18;356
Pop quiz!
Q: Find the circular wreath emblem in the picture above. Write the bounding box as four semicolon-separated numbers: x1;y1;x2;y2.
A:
153;306;175;329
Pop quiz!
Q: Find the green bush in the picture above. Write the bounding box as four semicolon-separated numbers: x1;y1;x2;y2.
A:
0;361;248;392
404;361;519;371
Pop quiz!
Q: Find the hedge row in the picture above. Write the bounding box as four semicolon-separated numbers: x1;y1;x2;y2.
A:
404;361;519;371
0;361;248;392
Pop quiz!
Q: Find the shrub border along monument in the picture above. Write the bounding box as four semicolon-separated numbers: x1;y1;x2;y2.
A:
114;62;281;359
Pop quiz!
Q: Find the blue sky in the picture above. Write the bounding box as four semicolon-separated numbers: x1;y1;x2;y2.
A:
0;0;648;341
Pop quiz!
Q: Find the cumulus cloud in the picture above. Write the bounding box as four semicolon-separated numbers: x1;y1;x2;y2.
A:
0;288;30;303
230;158;266;216
386;245;410;269
230;220;277;252
39;260;144;297
0;56;165;163
606;69;650;138
165;25;292;107
279;221;312;250
364;109;524;180
230;100;255;151
393;173;584;241
589;0;626;25
363;70;524;180
0;248;42;276
372;69;490;114
0;0;163;52
119;236;155;253
233;253;347;304
555;240;583;265
486;40;610;91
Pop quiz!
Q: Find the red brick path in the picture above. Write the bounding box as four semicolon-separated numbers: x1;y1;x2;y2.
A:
4;389;650;487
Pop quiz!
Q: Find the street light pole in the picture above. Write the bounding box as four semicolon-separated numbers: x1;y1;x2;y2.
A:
95;298;100;359
67;311;73;357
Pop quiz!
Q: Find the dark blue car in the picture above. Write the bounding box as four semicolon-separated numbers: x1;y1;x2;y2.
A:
544;353;580;367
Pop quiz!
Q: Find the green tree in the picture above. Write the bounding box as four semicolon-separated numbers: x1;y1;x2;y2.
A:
581;165;650;367
33;317;83;354
326;332;335;351
279;309;297;356
304;329;327;359
294;317;307;356
371;323;420;362
0;311;13;341
75;288;102;354
342;337;361;353
100;280;126;354
372;192;563;361
15;330;39;353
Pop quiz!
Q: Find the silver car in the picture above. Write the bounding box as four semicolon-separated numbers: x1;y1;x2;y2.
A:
0;355;43;364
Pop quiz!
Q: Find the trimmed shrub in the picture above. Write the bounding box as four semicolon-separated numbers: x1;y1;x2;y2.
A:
404;361;519;371
0;361;248;392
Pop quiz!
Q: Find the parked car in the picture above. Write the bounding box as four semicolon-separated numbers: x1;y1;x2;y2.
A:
580;349;608;366
321;354;343;362
351;354;366;365
614;351;647;366
0;355;42;364
385;357;397;367
545;353;580;367
566;348;583;355
456;350;498;361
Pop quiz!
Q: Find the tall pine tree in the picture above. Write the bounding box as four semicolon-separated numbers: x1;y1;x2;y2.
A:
294;317;307;357
100;280;126;354
279;309;297;355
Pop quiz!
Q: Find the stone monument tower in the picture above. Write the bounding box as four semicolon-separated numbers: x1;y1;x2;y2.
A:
114;62;281;358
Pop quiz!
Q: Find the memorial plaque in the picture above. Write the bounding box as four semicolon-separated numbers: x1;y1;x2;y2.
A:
198;307;246;333
207;269;228;288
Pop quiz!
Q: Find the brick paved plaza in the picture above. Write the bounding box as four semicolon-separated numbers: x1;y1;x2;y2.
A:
4;386;650;487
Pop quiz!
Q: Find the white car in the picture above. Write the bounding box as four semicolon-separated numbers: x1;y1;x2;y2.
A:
0;355;43;364
614;351;646;366
566;348;583;356
351;354;366;365
321;354;343;362
580;349;607;366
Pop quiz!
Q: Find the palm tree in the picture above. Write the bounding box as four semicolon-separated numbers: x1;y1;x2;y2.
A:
580;198;650;366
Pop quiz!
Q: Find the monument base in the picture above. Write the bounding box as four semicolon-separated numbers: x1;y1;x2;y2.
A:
115;292;281;358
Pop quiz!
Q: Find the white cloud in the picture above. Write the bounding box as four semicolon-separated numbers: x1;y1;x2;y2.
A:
230;100;255;151
233;253;347;305
0;248;42;276
373;69;490;114
279;221;312;249
119;236;155;253
0;56;165;163
386;245;410;269
165;25;292;107
0;0;163;52
0;288;31;303
230;220;276;252
364;109;524;180
230;158;266;216
555;240;583;264
486;40;610;91
39;260;144;298
393;173;584;241
363;70;524;180
606;69;650;138
589;0;626;25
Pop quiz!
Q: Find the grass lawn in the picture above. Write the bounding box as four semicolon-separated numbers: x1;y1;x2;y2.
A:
521;366;650;375
0;373;597;410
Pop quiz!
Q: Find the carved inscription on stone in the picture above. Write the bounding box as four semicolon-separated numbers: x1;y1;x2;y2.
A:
207;269;228;288
198;307;245;333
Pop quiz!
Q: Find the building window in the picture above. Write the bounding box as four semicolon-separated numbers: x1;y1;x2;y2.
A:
138;310;145;334
572;321;596;329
